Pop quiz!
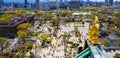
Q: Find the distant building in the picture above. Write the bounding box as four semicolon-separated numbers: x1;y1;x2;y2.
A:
109;0;114;6
13;3;18;8
12;2;24;8
36;0;40;9
59;0;67;9
105;0;109;3
68;0;80;8
0;0;4;8
80;0;83;6
24;0;28;8
87;0;90;3
0;15;34;37
48;0;58;9
105;0;109;6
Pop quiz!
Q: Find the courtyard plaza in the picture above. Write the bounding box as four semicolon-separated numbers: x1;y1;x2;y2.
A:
31;22;90;58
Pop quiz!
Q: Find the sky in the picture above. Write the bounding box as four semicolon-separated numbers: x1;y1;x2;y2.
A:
3;0;120;3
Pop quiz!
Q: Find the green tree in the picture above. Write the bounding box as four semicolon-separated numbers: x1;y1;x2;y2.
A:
50;17;60;28
0;37;6;46
39;33;52;44
48;27;52;34
17;44;28;58
17;44;27;54
17;30;27;38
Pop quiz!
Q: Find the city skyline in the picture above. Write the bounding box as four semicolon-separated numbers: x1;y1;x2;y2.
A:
3;0;119;3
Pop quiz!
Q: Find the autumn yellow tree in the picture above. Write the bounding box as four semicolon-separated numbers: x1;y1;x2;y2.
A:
17;23;32;30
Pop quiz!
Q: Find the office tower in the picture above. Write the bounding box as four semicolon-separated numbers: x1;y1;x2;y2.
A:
80;0;83;6
24;0;28;8
105;0;109;6
64;0;67;5
109;0;113;5
36;0;40;9
68;0;80;8
13;3;18;8
25;0;28;4
0;0;4;8
105;0;109;3
48;0;58;9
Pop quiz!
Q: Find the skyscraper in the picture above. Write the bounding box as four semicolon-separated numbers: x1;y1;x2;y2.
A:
68;0;80;8
48;0;58;9
105;0;109;3
24;0;28;8
80;0;83;6
25;0;28;4
109;0;113;6
105;0;109;6
0;0;4;8
36;0;40;9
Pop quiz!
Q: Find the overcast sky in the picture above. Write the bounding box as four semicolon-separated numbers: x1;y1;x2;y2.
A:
3;0;120;3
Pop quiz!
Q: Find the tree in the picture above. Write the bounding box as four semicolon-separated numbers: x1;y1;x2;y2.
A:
25;42;33;50
48;27;52;34
17;44;27;58
17;30;27;39
0;37;6;46
114;53;120;58
36;11;43;16
17;30;28;43
17;44;27;53
92;12;99;17
39;33;52;45
74;26;80;37
99;38;110;47
50;17;60;28
0;14;14;22
17;23;32;30
59;10;71;17
79;14;83;21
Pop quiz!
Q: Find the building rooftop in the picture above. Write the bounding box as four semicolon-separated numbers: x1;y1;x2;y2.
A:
0;15;34;27
72;12;91;16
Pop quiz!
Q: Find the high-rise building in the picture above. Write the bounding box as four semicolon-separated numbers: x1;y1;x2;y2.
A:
109;0;113;6
105;0;109;6
24;0;28;8
105;0;109;3
36;0;40;9
25;0;28;4
68;0;80;8
87;0;90;3
0;0;4;8
48;0;58;9
79;0;83;6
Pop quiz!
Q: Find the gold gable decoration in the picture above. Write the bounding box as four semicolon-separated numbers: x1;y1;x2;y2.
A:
88;16;100;45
